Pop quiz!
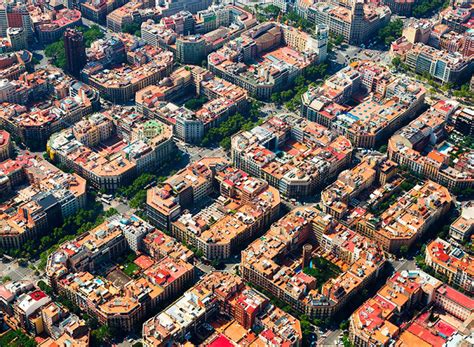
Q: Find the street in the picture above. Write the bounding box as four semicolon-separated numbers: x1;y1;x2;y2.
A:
390;258;418;273
328;40;391;74
1;8;461;347
27;16;110;73
175;141;228;163
318;329;343;346
0;259;39;283
101;197;134;216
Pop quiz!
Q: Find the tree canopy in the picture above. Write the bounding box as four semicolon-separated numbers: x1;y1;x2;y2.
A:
44;25;105;69
378;19;403;46
271;63;328;111
184;96;208;111
0;330;37;347
413;0;449;18
201;101;263;149
123;22;141;37
45;40;66;69
78;25;105;47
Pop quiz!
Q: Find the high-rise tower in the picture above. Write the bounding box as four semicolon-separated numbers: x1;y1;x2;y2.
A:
64;28;86;77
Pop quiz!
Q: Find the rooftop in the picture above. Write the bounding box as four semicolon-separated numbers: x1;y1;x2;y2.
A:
242;207;385;309
351;269;442;345
360;180;452;241
208;22;319;89
143;229;194;262
232;114;352;186
47;109;172;179
426;238;474;278
0;154;86;237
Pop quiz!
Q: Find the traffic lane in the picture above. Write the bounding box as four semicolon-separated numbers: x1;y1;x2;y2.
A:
0;261;36;282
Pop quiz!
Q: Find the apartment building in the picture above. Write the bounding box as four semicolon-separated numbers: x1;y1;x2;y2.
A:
56;258;193;332
0;153;25;196
64;28;86;78
146;157;219;231
0;282;85;341
402;42;474;84
47;110;174;192
402;19;433;44
0;91;95;147
351;265;474;346
449;215;474;242
143;229;194;263
302;61;426;148
320;155;401;228
308;2;391;45
0;73;50;105
106;1;155;33
14;290;52;333
394;17;473;56
41;302;77;338
141;5;256;65
0;280;35;317
425;238;473;293
143;271;302;347
356;180;452;253
231;115;353;197
388;101;474;191
38;316;90;347
81;0;124;24
38;303;90;347
321;156;381;220
396;313;473;347
205;291;302;346
141;19;178;48
85;35;127;69
383;0;416;16
241;207;386;320
208;22;327;100
440;5;474;33
5;27;27;51
171;166;280;260
349;269;442;346
343;79;425;148
46;215;129;289
301;66;361;128
0;2;33;39
138;99;205;144
0;69;98;149
0;129;11;161
0;50;31;81
33;9;82;44
46;214;195;332
147;158;280;259
153;0;213;18
82;34;173;103
0;154;87;249
136;65;248;143
434;284;473;321
136;67;193;106
142;279;219;346
454;106;474;137
438;29;474;58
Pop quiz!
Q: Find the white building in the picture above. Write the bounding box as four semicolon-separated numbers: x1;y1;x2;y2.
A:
7;27;27;50
122;214;155;252
0;79;17;103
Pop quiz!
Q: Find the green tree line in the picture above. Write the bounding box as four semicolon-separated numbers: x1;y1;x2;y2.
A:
378;19;403;46
201;100;263;149
413;0;449;18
